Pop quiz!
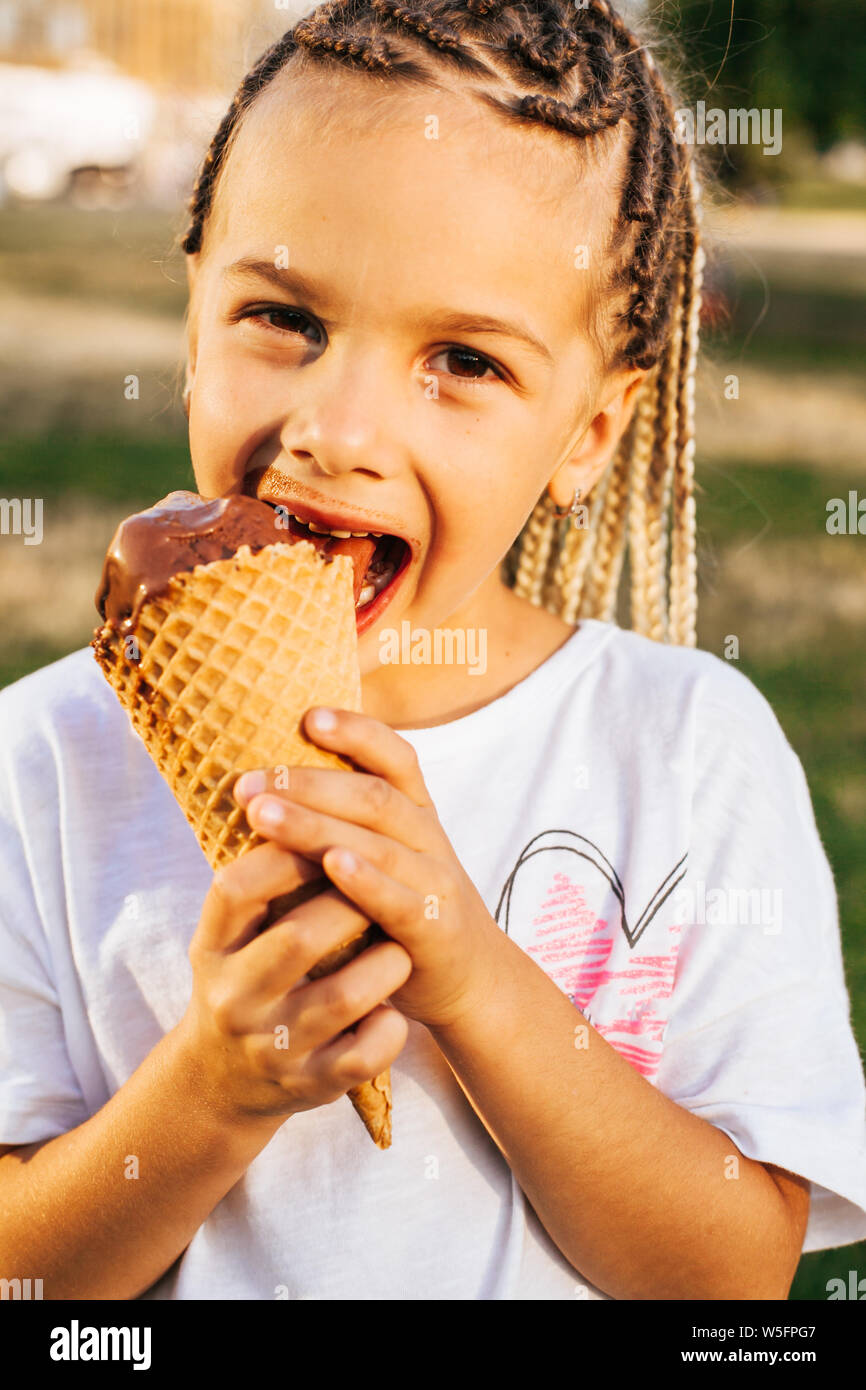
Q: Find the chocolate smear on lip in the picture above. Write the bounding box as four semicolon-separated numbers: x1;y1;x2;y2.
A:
94;490;380;640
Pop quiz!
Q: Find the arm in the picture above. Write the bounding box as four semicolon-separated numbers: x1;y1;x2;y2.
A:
0;1019;285;1300
235;707;813;1302
0;842;410;1301
429;925;809;1301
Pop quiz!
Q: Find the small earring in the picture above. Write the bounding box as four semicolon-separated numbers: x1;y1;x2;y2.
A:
552;488;581;518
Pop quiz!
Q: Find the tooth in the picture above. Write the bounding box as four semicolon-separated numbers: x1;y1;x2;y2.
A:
350;531;369;538
357;583;376;607
328;529;352;539
370;531;383;538
307;521;330;534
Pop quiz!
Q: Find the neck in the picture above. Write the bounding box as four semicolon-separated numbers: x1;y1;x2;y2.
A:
359;572;577;730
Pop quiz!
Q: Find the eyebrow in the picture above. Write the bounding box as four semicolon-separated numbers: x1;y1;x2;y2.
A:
222;257;555;367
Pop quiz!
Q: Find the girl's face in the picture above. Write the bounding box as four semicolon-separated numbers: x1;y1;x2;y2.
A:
185;69;639;676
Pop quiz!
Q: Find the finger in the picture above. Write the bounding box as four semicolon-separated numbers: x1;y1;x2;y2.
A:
286;940;412;1054
194;840;324;955
233;764;432;854
229;884;373;1005
321;847;430;956
301;707;433;808
311;1003;409;1093
241;793;432;894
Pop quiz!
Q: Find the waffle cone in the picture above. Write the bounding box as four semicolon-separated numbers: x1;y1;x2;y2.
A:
92;539;391;1148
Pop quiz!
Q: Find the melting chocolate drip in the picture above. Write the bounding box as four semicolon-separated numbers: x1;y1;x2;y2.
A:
93;490;376;638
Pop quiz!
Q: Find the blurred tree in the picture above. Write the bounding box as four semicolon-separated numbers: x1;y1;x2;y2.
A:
666;0;866;183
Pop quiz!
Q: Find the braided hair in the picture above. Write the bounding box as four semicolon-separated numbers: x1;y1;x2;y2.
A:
181;0;704;646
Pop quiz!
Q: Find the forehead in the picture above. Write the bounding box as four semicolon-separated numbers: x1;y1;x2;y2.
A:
205;65;623;347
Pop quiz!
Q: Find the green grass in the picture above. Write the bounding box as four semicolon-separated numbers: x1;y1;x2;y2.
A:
737;646;866;1026
704;634;866;1302
695;460;866;542
778;179;866;213
709;329;866;374
705;279;866;372
0;204;182;256
0;641;79;694
684;457;866;1300
0;433;194;505
0;204;187;316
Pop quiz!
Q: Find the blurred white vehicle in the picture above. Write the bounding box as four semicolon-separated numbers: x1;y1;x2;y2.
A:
0;61;155;201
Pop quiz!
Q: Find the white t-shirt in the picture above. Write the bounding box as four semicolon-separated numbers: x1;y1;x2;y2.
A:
1;619;864;1300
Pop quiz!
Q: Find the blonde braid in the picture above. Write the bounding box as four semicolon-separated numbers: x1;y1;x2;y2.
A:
551;485;604;622
512;494;559;606
543;514;570;612
625;371;658;637
642;263;686;640
580;424;633;622
668;183;704;646
641;456;669;642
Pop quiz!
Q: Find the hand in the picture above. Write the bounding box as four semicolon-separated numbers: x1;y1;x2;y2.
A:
181;839;411;1124
233;706;502;1030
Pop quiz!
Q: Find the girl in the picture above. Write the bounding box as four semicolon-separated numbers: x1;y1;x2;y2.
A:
1;0;864;1300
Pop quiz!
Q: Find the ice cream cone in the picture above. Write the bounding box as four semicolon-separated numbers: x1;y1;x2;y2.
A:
93;537;392;1147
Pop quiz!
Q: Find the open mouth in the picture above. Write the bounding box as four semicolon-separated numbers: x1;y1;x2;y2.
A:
262;503;411;624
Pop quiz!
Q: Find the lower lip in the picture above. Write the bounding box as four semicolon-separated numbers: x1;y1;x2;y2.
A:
355;542;412;635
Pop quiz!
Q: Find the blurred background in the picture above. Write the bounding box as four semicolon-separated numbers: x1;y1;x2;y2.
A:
0;0;863;1298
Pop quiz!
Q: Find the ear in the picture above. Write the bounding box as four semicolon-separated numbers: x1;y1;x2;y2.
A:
547;368;646;511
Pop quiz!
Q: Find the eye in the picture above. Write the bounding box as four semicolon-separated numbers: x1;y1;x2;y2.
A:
233;306;504;385
429;346;503;385
236;304;320;341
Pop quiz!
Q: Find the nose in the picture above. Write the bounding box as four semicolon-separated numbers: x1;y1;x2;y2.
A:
281;342;407;483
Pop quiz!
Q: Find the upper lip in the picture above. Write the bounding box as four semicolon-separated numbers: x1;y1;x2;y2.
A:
253;482;418;557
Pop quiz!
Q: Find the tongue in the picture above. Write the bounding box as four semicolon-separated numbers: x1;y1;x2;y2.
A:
327;535;378;603
284;518;377;602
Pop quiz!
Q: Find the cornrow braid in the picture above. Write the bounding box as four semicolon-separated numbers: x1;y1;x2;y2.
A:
494;6;585;86
180;0;704;646
367;0;496;75
292;10;444;79
465;0;508;15
181;30;299;255
481;87;627;138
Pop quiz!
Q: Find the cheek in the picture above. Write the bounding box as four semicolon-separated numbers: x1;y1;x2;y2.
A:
187;340;270;494
415;464;527;598
436;445;544;558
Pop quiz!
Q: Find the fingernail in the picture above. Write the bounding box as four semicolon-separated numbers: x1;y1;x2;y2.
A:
329;847;358;873
309;707;337;732
251;796;285;829
234;770;267;805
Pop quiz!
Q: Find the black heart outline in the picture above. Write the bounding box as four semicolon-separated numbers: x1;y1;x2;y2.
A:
494;829;688;950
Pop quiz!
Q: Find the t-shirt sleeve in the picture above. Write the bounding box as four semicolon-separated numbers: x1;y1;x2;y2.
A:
654;664;866;1254
0;795;90;1146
